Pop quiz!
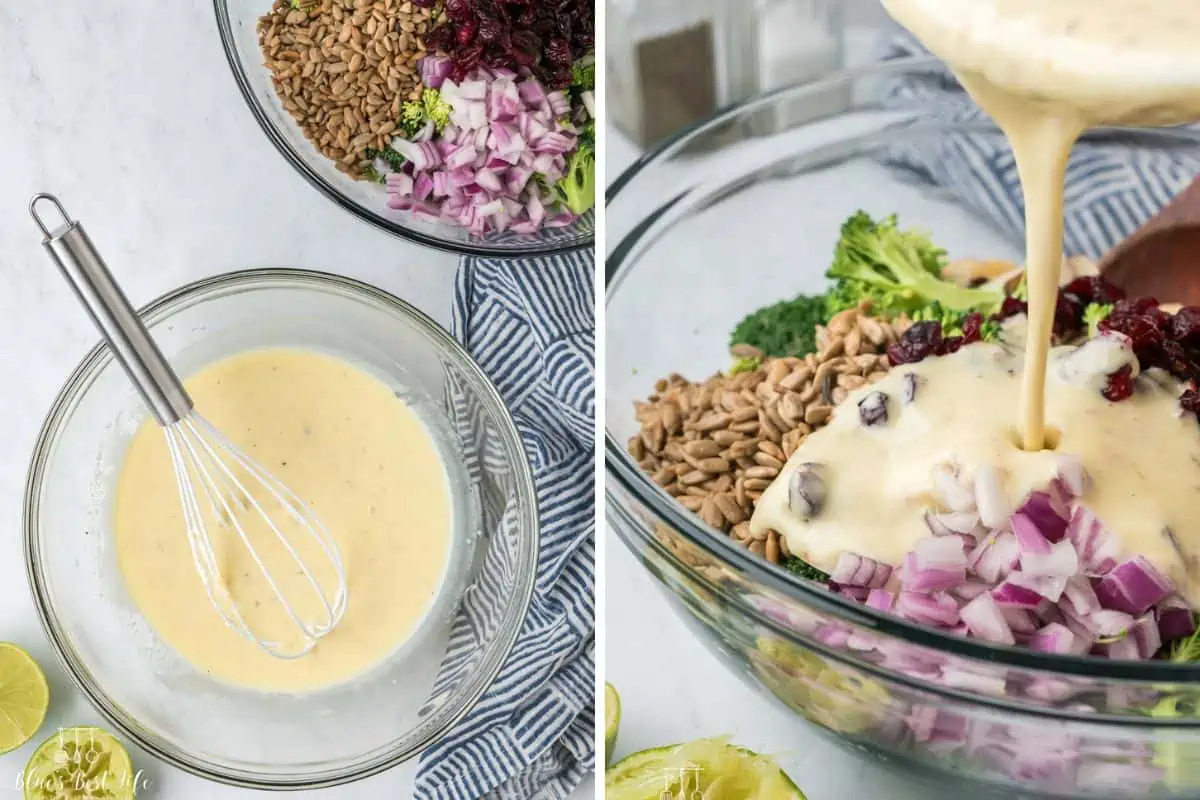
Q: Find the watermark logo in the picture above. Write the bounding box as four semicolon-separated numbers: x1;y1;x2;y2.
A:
11;727;152;795
654;764;708;800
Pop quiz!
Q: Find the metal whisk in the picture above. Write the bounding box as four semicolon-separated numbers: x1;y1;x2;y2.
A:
31;194;347;659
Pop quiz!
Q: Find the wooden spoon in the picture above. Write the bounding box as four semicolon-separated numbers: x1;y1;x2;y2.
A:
1099;174;1200;307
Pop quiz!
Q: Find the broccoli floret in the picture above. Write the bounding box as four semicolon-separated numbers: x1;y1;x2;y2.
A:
732;295;826;357
398;88;452;139
911;301;1002;341
781;556;830;583
361;165;386;185
571;55;595;92
1084;302;1114;338
399;101;426;138
422;88;452;132
554;144;595;216
728;356;764;376
364;145;405;173
826;211;1005;320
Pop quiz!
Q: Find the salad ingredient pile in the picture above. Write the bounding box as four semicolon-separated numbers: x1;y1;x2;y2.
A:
632;306;907;567
258;0;595;235
632;209;1200;664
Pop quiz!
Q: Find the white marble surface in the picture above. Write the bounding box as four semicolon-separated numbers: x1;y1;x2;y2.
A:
0;2;591;798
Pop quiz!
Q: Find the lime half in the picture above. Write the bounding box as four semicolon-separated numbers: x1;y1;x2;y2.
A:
606;737;805;800
604;683;620;766
24;727;135;800
0;643;49;754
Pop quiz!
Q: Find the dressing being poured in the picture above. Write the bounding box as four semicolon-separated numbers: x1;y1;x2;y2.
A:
752;0;1200;604
882;0;1200;451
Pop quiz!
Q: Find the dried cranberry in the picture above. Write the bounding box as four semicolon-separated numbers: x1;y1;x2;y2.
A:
1101;365;1135;402
1100;312;1165;366
888;321;944;366
1168;307;1200;347
1054;292;1086;339
1181;387;1200;416
424;0;594;89
1062;276;1125;306
993;296;1028;321
961;312;984;344
942;335;965;355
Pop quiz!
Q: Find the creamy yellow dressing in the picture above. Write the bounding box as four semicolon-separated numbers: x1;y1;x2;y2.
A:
753;0;1200;598
114;348;450;692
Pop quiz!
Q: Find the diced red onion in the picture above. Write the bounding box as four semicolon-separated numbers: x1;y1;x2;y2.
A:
1093;556;1172;615
866;589;894;612
518;79;548;107
1001;607;1038;635
1054;453;1090;498
1128;613;1162;659
968;532;1020;584
1027;622;1076;654
837;585;870;602
1087;609;1135;638
932;463;975;512
546;89;571;117
1061;574;1100;617
1020;539;1080;578
896;591;960;627
831;553;892;588
960;592;1015;645
1066;506;1121;575
419;55;453;88
996;571;1067;604
952;580;989;601
973;465;1011;528
1156;595;1197;642
1101;635;1141;660
1011;512;1051;556
904;537;967;592
929;510;980;535
1015;491;1069;543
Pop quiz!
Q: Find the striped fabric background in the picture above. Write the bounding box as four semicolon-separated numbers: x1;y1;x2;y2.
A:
414;252;595;799
879;36;1200;257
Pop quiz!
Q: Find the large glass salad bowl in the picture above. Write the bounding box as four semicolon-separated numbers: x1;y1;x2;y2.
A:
606;57;1200;799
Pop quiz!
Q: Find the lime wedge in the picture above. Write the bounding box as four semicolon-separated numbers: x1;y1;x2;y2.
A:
0;643;49;754
24;727;135;800
606;737;805;800
604;682;620;766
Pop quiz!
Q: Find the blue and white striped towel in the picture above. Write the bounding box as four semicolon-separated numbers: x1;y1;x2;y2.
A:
414;252;595;800
878;35;1200;256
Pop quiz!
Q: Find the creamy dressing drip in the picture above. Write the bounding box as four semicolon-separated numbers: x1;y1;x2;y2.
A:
752;0;1200;599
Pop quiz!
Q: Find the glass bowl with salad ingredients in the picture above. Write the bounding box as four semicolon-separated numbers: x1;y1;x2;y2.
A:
214;0;594;257
607;57;1200;799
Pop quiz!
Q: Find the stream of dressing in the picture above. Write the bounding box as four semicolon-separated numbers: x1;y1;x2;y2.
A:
752;0;1200;600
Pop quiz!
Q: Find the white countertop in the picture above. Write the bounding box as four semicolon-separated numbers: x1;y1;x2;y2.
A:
0;2;590;798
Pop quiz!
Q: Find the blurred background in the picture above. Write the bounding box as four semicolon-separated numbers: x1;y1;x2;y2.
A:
607;0;897;165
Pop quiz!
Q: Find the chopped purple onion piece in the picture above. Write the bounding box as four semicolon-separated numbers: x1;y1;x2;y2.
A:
1094;556;1173;616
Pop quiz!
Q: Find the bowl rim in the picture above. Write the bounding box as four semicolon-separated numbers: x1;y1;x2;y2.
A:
23;267;542;788
604;55;1200;687
211;1;593;259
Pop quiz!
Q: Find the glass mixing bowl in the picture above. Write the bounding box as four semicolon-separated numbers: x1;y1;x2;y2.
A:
213;0;594;258
606;57;1200;799
24;269;538;789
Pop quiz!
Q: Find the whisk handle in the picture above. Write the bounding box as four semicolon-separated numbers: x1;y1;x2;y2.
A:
31;194;193;425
